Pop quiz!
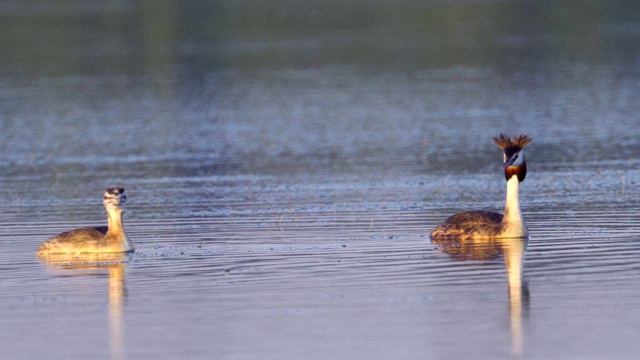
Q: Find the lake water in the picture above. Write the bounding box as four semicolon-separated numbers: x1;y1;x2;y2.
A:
1;1;640;359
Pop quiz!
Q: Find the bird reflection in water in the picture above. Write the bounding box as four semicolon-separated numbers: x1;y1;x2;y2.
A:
38;253;128;360
431;236;529;356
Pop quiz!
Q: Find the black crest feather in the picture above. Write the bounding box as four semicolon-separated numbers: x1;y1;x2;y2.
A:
106;187;125;195
493;133;532;158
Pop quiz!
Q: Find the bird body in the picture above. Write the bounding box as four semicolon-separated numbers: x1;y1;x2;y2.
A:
37;188;133;255
430;134;532;239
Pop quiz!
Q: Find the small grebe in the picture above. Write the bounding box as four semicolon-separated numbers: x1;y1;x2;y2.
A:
36;188;134;255
430;133;532;239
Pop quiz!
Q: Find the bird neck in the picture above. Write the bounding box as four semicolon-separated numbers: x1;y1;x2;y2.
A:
502;175;527;237
107;208;125;238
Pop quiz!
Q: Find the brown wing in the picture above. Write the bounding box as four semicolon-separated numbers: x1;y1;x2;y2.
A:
37;226;109;254
52;226;108;240
430;210;503;238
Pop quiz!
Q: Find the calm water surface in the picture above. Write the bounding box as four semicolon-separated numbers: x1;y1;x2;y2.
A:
1;1;640;359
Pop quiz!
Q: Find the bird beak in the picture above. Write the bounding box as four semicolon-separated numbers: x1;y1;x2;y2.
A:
503;151;523;169
503;158;515;169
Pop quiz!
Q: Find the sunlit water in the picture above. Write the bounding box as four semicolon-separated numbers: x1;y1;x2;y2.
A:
2;1;640;359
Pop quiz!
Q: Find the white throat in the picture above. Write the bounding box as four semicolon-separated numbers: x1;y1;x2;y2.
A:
502;175;528;237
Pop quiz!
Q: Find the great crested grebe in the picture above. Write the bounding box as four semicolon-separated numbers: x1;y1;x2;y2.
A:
36;188;134;255
430;133;532;239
